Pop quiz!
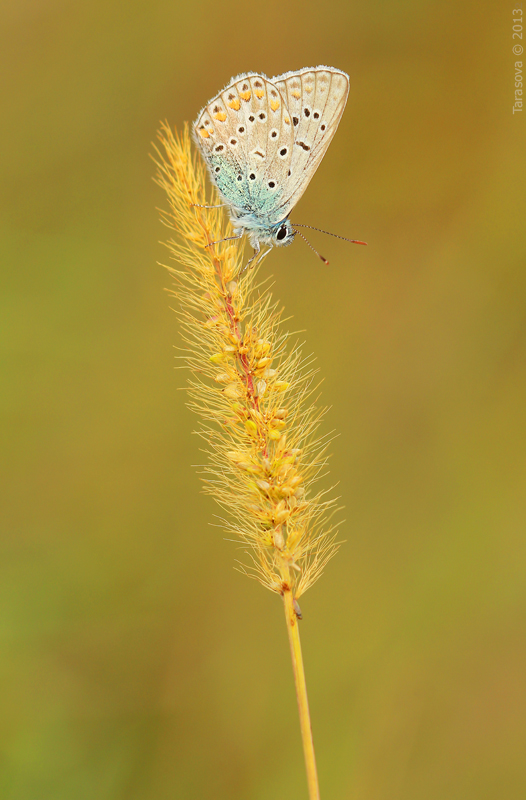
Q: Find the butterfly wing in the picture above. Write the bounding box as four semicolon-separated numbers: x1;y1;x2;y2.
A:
270;66;349;216
193;73;295;219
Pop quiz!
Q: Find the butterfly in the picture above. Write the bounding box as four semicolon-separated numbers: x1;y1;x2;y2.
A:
193;66;366;266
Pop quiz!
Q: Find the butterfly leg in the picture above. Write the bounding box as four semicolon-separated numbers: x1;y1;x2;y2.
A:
204;230;244;249
191;203;228;209
256;248;271;266
239;241;260;274
238;243;271;275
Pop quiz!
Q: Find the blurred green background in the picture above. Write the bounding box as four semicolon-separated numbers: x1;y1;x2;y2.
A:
1;1;524;798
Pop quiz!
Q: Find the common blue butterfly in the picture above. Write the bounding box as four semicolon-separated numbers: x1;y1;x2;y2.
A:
193;66;366;265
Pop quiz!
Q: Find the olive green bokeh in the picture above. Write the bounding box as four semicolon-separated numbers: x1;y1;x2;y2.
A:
1;1;524;798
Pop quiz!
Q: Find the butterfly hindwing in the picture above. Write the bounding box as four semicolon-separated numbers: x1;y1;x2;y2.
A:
194;73;294;217
271;67;349;216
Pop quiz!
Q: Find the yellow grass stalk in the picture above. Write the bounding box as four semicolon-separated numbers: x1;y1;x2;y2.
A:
153;123;341;800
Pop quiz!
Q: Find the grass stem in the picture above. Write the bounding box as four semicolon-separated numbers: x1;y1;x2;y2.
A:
283;582;320;800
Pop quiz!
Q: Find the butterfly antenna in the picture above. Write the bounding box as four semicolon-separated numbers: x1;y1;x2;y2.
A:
293;223;367;246
294;230;330;265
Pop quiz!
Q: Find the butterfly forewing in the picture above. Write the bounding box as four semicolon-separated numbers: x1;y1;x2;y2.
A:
194;95;248;211
271;67;349;215
194;73;294;218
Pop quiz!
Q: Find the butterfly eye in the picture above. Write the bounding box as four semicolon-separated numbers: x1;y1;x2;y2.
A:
276;226;287;241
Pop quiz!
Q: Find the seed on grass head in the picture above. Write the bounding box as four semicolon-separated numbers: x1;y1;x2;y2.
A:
274;408;288;420
262;531;274;547
256;357;272;369
245;463;262;474
254;339;271;356
273;528;285;549
278;463;293;480
224;383;242;399
273;380;290;393
276;433;287;453
259;510;274;527
289;475;303;488
227;450;247;463
256;479;271;493
255;379;267;397
214;372;231;383
269;418;286;430
245;419;258;437
263;368;277;380
286;528;303;549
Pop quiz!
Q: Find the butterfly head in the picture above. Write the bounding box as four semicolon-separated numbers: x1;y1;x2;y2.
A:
241;215;296;250
271;218;296;247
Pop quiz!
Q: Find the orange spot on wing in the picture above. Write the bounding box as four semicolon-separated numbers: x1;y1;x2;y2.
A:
291;90;301;99
240;90;251;101
270;99;280;111
284;117;290;124
213;111;227;121
255;89;264;99
198;127;210;138
304;85;313;93
228;98;241;111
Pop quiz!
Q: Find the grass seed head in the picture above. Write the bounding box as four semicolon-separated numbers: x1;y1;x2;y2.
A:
153;123;340;597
